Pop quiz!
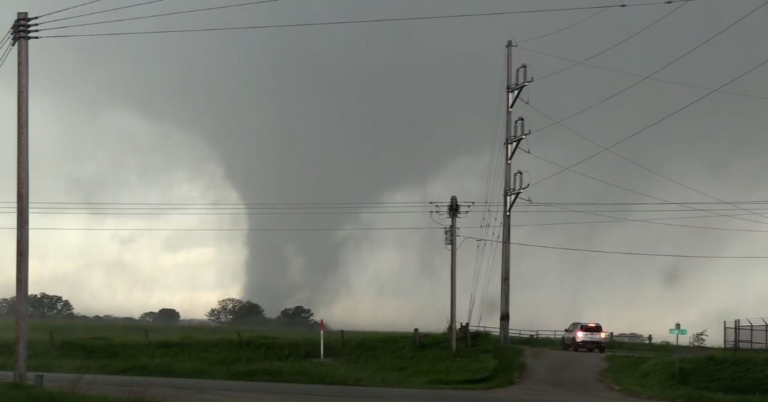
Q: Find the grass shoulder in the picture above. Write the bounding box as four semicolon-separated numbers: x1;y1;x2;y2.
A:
0;383;151;402
0;321;524;390
605;352;768;402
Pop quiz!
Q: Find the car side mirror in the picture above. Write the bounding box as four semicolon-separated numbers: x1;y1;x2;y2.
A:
564;328;569;332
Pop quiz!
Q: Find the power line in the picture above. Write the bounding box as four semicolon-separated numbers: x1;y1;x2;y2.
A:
531;55;768;189
508;211;768;229
520;148;768;228
37;0;107;19
536;0;689;82
517;1;619;44
0;200;436;207
1;199;768;208
0;41;14;71
517;200;768;206
460;235;768;259
517;46;768;102
0;225;457;232
0;204;438;210
522;101;768;225
38;0;280;31
0;210;457;216
8;207;768;215
531;1;768;136
36;0;167;25
469;52;507;325
0;28;11;49
526;202;768;233
36;1;698;39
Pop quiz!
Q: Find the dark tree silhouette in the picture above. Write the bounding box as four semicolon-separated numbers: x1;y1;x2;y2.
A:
205;298;266;326
0;293;75;319
277;306;317;328
139;311;157;322
153;308;181;325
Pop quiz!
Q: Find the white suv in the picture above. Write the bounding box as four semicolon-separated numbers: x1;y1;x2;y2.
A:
561;322;607;353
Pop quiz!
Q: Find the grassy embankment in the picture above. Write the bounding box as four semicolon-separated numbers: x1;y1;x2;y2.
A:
0;383;151;402
0;320;523;390
606;352;768;402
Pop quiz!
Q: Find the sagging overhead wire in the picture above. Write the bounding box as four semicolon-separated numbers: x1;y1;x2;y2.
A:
37;0;280;32
460;235;768;259
536;0;689;82
36;0;698;39
531;0;768;137
525;202;768;234
35;0;167;25
0;40;14;71
530;55;768;190
517;0;620;44
521;101;768;226
517;46;768;102
36;0;108;19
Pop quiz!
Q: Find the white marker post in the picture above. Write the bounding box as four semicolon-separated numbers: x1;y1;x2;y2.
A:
320;319;325;360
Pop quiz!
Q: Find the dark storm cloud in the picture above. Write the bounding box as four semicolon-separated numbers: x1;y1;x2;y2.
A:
1;0;767;338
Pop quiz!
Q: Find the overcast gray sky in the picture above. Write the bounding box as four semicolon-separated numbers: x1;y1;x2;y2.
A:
1;0;767;344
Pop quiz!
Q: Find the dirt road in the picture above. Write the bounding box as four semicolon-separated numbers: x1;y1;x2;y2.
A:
0;349;645;401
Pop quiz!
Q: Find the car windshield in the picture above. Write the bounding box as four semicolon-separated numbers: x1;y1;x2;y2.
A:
580;325;603;333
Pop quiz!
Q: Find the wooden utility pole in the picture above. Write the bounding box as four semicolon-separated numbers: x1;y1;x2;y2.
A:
14;11;30;384
449;196;460;354
500;40;531;345
500;41;513;345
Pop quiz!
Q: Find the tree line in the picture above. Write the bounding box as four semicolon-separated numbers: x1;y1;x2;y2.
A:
0;293;320;329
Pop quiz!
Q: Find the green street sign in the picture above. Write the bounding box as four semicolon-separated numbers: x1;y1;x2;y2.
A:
679;329;688;335
669;329;688;335
669;329;676;334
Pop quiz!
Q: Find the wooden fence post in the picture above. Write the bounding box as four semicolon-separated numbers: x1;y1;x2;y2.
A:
237;331;245;348
466;324;472;348
341;330;345;349
414;328;420;347
49;330;55;347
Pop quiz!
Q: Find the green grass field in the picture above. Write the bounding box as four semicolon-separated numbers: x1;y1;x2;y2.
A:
605;352;768;402
0;320;523;390
0;383;151;402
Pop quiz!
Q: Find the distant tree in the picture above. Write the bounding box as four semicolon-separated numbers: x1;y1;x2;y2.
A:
0;293;75;319
205;298;244;326
139;311;157;322
691;329;708;347
153;308;181;325
0;298;13;317
234;301;266;325
276;306;317;328
205;298;266;326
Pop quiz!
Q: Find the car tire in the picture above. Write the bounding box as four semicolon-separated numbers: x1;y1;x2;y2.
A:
598;347;606;354
561;338;569;351
587;348;595;353
571;339;579;352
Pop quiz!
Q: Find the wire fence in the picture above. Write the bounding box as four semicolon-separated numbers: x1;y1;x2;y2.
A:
470;325;565;340
724;318;768;351
470;325;679;345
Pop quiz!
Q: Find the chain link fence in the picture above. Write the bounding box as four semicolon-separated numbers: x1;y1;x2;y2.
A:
724;318;768;351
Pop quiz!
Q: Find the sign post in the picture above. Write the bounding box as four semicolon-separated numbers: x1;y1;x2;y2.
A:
669;323;687;346
320;319;324;360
